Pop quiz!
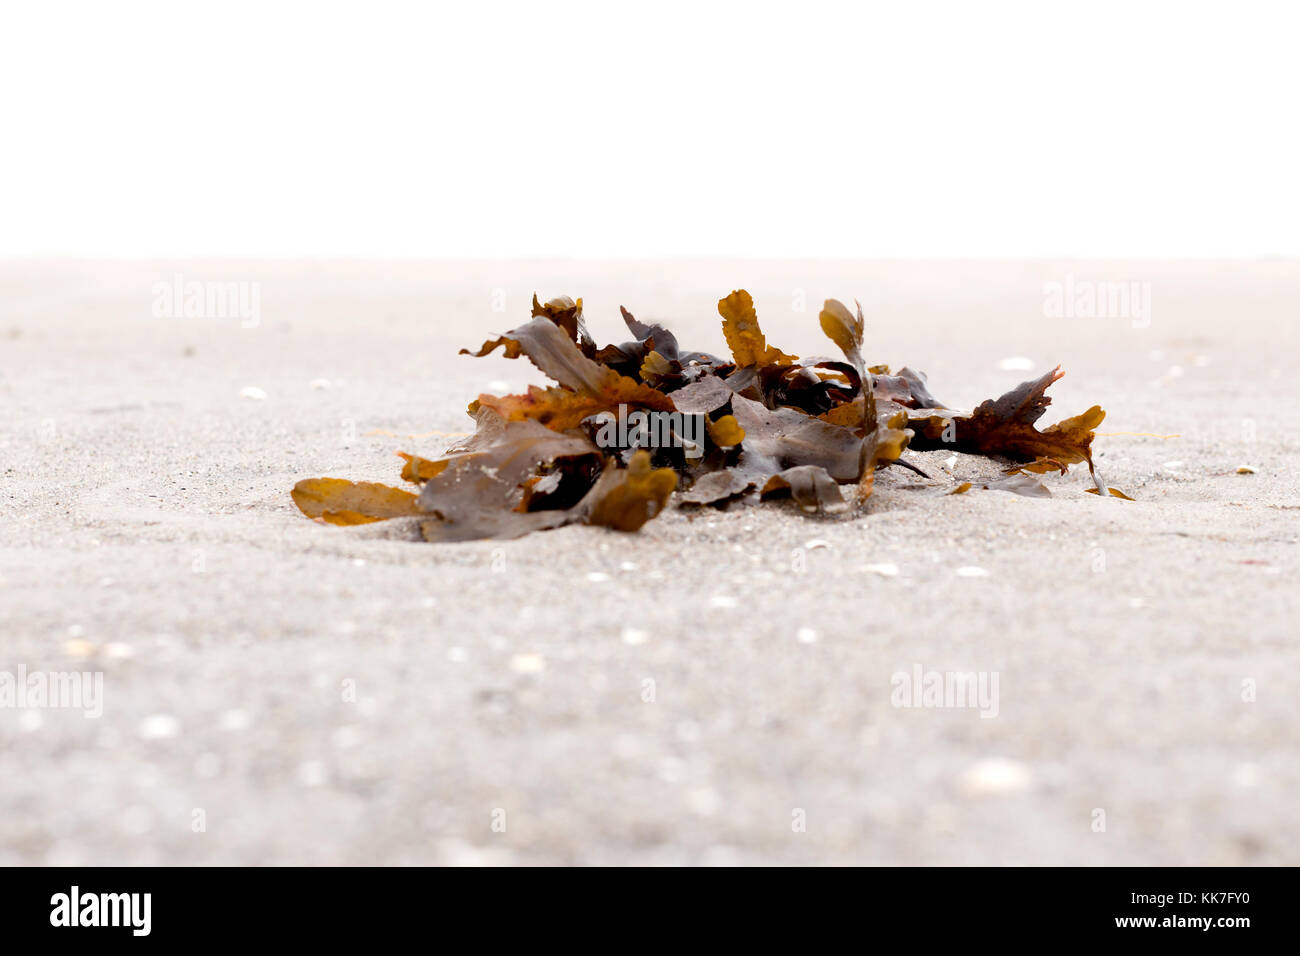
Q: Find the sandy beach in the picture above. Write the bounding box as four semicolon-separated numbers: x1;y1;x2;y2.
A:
1;258;1296;865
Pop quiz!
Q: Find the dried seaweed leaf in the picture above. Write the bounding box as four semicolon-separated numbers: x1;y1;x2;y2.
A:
640;349;675;383
467;317;677;430
680;469;756;506
910;367;1104;473
1005;457;1070;476
397;406;513;484
816;297;916;501
592;306;728;385
948;475;1052;498
718;289;797;369
751;359;860;416
730;394;863;481
462;317;606;392
872;367;945;410
461;294;595;360
817;402;868;428
1084;486;1136;500
585;450;678;531
474;380;674;432
859;410;913;497
706;415;745;447
819;299;865;380
291;478;421;525
416;421;600;541
866;410;911;466
397;453;450;484
531;294;596;355
761;466;849;514
670;377;734;416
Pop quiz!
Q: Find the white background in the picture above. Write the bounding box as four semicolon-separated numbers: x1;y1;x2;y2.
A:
2;0;1297;257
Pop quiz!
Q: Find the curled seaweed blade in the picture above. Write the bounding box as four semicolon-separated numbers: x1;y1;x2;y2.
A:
761;466;849;515
719;289;798;369
909;367;1104;475
585;450;679;531
461;293;595;359
291;479;421;525
465;317;678;430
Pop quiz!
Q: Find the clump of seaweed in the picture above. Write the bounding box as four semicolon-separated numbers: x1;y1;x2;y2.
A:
292;290;1116;539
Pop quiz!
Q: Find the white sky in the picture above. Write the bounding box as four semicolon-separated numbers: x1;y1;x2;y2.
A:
2;0;1298;257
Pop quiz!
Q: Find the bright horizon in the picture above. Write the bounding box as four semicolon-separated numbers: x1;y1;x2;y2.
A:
3;0;1298;258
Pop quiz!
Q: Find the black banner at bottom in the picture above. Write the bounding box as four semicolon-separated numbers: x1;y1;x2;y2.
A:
0;866;1281;943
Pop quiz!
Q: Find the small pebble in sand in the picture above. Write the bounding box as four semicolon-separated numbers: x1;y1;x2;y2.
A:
510;653;546;674
998;356;1034;371
332;726;362;750
447;647;468;662
1232;763;1260;788
943;455;958;471
219;708;252;731
119;806;153;836
62;639;96;659
1236;465;1257;474
796;627;819;644
239;386;267;400
195;753;222;777
67;624;86;638
805;538;831;551
1163;461;1184;471
861;563;900;577
621;628;649;646
297;760;328;787
960;758;1033;796
955;566;990;578
676;720;702;743
587;572;609;583
1152;366;1184;388
709;595;738;609
686;786;721;816
103;642;134;659
620;561;638;572
137;714;180;740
